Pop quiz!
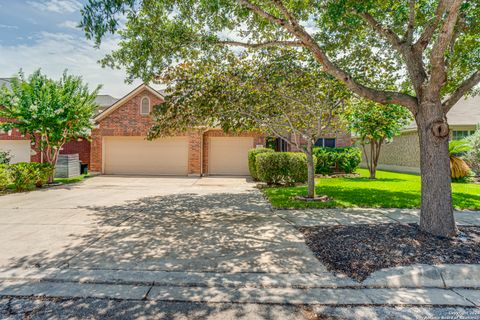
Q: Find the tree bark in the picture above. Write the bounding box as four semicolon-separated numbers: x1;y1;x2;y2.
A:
416;100;457;237
305;140;316;199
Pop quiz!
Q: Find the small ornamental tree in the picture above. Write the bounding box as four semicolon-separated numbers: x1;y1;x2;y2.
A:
347;101;412;179
82;0;480;237
0;70;100;177
150;51;350;199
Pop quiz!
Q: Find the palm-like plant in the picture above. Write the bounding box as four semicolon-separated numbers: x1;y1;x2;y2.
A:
449;140;472;179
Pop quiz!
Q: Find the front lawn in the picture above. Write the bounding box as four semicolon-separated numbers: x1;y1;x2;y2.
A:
263;169;480;210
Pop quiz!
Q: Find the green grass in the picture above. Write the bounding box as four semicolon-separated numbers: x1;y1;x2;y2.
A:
54;173;89;185
263;169;480;210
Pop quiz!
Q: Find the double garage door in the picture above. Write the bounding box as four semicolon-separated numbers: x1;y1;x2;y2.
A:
104;136;189;175
103;136;253;176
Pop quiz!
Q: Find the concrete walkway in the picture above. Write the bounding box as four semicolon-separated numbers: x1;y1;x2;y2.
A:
0;176;479;317
275;207;480;227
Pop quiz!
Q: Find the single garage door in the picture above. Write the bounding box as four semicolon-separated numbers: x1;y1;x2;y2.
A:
208;137;253;175
104;136;188;175
0;140;31;163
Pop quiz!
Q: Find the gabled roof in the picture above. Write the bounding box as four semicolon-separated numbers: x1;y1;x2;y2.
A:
94;95;119;115
94;84;164;122
403;95;480;131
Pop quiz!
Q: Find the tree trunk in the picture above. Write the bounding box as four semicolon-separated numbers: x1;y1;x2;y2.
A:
305;141;316;199
416;101;457;237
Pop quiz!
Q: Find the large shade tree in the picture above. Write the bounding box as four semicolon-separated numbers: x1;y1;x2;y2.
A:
149;51;350;199
81;0;480;237
0;70;99;170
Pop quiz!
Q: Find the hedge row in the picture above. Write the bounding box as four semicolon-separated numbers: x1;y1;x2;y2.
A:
313;147;362;174
250;150;316;185
248;148;274;180
0;162;54;191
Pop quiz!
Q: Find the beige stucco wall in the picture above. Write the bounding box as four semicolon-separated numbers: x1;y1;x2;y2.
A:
360;131;420;171
360;125;477;174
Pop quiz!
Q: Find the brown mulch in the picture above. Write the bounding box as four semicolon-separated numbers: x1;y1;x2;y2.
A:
294;195;332;202
299;224;480;282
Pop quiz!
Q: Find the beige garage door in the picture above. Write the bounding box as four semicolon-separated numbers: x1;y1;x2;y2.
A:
0;140;31;163
208;137;254;175
104;136;188;175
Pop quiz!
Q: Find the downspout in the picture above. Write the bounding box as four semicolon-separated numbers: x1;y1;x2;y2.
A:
200;128;209;176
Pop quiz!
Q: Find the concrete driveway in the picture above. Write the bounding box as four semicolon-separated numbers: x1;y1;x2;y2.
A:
0;176;323;273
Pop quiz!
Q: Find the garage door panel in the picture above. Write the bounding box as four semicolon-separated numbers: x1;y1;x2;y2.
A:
209;137;253;175
104;136;188;175
0;140;31;163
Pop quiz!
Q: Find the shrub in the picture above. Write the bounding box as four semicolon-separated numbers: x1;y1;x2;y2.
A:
466;130;480;175
31;163;55;187
336;147;362;173
449;140;472;179
8;162;40;191
0;164;9;191
256;152;315;185
0;151;11;165
313;147;362;174
248;148;274;180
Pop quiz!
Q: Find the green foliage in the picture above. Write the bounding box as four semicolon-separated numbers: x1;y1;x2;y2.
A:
4;162;55;191
248;148;274;181
80;0;479;103
7;163;39;191
313;147;362;174
347;101;412;144
256;152;316;186
0;164;9;191
0;151;11;165
30;163;55;187
465;130;480;174
0;70;100;165
449;140;472;155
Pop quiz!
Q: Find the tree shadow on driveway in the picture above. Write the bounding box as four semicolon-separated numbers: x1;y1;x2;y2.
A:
6;191;325;274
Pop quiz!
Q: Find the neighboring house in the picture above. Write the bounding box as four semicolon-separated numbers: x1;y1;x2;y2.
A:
0;78;117;166
360;95;480;174
1;80;352;176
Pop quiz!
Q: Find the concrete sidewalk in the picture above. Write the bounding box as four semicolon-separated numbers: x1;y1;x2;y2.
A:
275;207;480;227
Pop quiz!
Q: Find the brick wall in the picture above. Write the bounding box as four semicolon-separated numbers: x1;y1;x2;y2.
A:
61;139;91;167
90;89;164;172
202;129;265;174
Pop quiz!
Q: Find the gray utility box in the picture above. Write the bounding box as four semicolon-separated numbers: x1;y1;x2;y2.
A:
55;154;81;178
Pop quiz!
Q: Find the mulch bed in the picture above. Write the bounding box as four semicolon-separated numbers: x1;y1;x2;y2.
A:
299;223;480;282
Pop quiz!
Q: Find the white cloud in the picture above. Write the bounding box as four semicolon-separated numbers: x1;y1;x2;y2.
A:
27;0;82;14
0;24;19;29
57;20;79;30
0;32;153;97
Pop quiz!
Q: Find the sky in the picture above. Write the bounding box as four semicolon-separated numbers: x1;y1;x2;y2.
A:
0;0;147;98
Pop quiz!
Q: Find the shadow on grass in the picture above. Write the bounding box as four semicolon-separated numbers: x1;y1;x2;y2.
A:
265;186;421;209
340;177;408;183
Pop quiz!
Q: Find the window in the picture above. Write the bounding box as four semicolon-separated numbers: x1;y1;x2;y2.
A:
452;130;475;140
266;137;288;152
140;97;150;115
315;138;336;148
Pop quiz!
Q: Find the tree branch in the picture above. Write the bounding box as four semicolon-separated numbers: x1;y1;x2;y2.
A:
443;70;480;112
264;0;418;112
236;0;290;27
217;40;303;48
403;0;416;44
414;0;448;51
428;0;464;94
358;12;403;50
